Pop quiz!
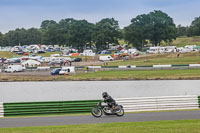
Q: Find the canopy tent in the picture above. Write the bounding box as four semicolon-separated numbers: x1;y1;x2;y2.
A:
194;46;200;49
22;60;41;67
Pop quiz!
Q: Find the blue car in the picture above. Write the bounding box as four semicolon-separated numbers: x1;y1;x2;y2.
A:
51;68;62;75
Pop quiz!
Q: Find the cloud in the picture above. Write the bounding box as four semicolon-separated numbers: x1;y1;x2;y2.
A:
0;0;200;33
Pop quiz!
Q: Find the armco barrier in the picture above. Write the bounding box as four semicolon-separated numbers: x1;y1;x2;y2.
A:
118;66;127;68
37;67;50;70
22;64;200;71
131;66;136;68
0;102;3;117
116;95;199;112
189;64;200;67
2;96;200;117
172;64;189;67
101;66;118;68
87;66;101;69
3;100;99;117
136;65;153;68
153;65;172;68
198;96;200;108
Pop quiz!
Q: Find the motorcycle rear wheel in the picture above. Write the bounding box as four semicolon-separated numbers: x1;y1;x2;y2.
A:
91;107;102;118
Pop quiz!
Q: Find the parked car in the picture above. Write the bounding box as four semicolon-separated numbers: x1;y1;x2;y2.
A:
51;68;62;75
16;51;24;55
23;53;29;56
98;50;112;54
38;50;46;54
71;58;82;62
5;58;21;63
0;58;6;63
59;66;75;75
48;62;56;66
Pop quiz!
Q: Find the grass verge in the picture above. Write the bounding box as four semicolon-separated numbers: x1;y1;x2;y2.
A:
1;119;200;133
108;52;200;66
1;69;200;81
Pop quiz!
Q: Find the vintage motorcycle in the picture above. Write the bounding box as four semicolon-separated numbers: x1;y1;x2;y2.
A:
91;101;124;117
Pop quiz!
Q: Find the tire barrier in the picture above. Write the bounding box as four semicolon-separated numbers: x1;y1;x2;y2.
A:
116;95;199;112
3;100;100;117
0;102;3;117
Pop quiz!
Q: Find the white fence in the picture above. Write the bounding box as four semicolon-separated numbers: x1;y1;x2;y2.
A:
88;64;200;69
0;102;3;117
153;65;172;68
116;95;199;112
88;66;101;69
189;64;200;67
118;66;127;69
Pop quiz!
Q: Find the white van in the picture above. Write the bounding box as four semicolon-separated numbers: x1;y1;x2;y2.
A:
59;66;75;75
5;65;24;73
99;55;114;61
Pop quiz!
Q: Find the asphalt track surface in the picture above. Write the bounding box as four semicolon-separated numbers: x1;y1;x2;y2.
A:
1;111;200;128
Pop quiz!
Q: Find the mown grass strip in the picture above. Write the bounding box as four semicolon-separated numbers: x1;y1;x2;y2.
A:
1;120;200;133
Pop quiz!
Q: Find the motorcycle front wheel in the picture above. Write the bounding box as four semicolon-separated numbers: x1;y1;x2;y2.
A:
115;107;124;117
91;107;102;118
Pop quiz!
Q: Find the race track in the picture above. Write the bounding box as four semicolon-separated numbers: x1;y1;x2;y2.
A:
1;110;200;128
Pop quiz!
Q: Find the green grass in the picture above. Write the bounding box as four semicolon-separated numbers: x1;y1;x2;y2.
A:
0;51;17;58
119;36;200;48
67;69;200;80
1;120;200;133
162;36;200;47
108;52;200;66
1;69;200;81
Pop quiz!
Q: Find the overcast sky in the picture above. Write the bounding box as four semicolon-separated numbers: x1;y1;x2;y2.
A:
0;0;200;33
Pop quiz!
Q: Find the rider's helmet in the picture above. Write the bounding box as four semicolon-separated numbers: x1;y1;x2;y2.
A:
102;92;108;98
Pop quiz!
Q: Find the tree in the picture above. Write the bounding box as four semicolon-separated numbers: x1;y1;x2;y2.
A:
41;20;65;45
92;18;121;50
124;14;150;50
187;17;200;36
67;20;94;51
41;23;63;45
40;20;57;31
26;28;42;44
4;28;42;46
0;32;3;46
148;10;177;46
176;25;188;37
124;10;177;49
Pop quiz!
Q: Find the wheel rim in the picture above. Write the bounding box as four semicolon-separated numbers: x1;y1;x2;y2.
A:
116;109;124;116
92;108;101;116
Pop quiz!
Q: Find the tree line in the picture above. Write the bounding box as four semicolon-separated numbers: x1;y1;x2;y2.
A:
0;10;200;51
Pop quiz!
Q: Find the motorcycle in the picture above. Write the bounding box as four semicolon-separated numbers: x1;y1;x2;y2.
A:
91;101;124;117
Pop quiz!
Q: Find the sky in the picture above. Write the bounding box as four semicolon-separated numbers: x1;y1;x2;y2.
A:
0;0;200;33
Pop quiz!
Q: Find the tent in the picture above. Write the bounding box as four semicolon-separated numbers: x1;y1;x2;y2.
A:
22;60;41;67
194;46;200;49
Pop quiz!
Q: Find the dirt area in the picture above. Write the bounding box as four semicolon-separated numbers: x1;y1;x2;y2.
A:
0;71;51;76
66;61;104;66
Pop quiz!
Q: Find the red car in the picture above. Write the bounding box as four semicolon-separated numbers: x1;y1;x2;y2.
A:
23;53;29;56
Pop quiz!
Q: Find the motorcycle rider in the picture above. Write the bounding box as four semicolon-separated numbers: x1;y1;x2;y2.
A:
102;92;116;112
